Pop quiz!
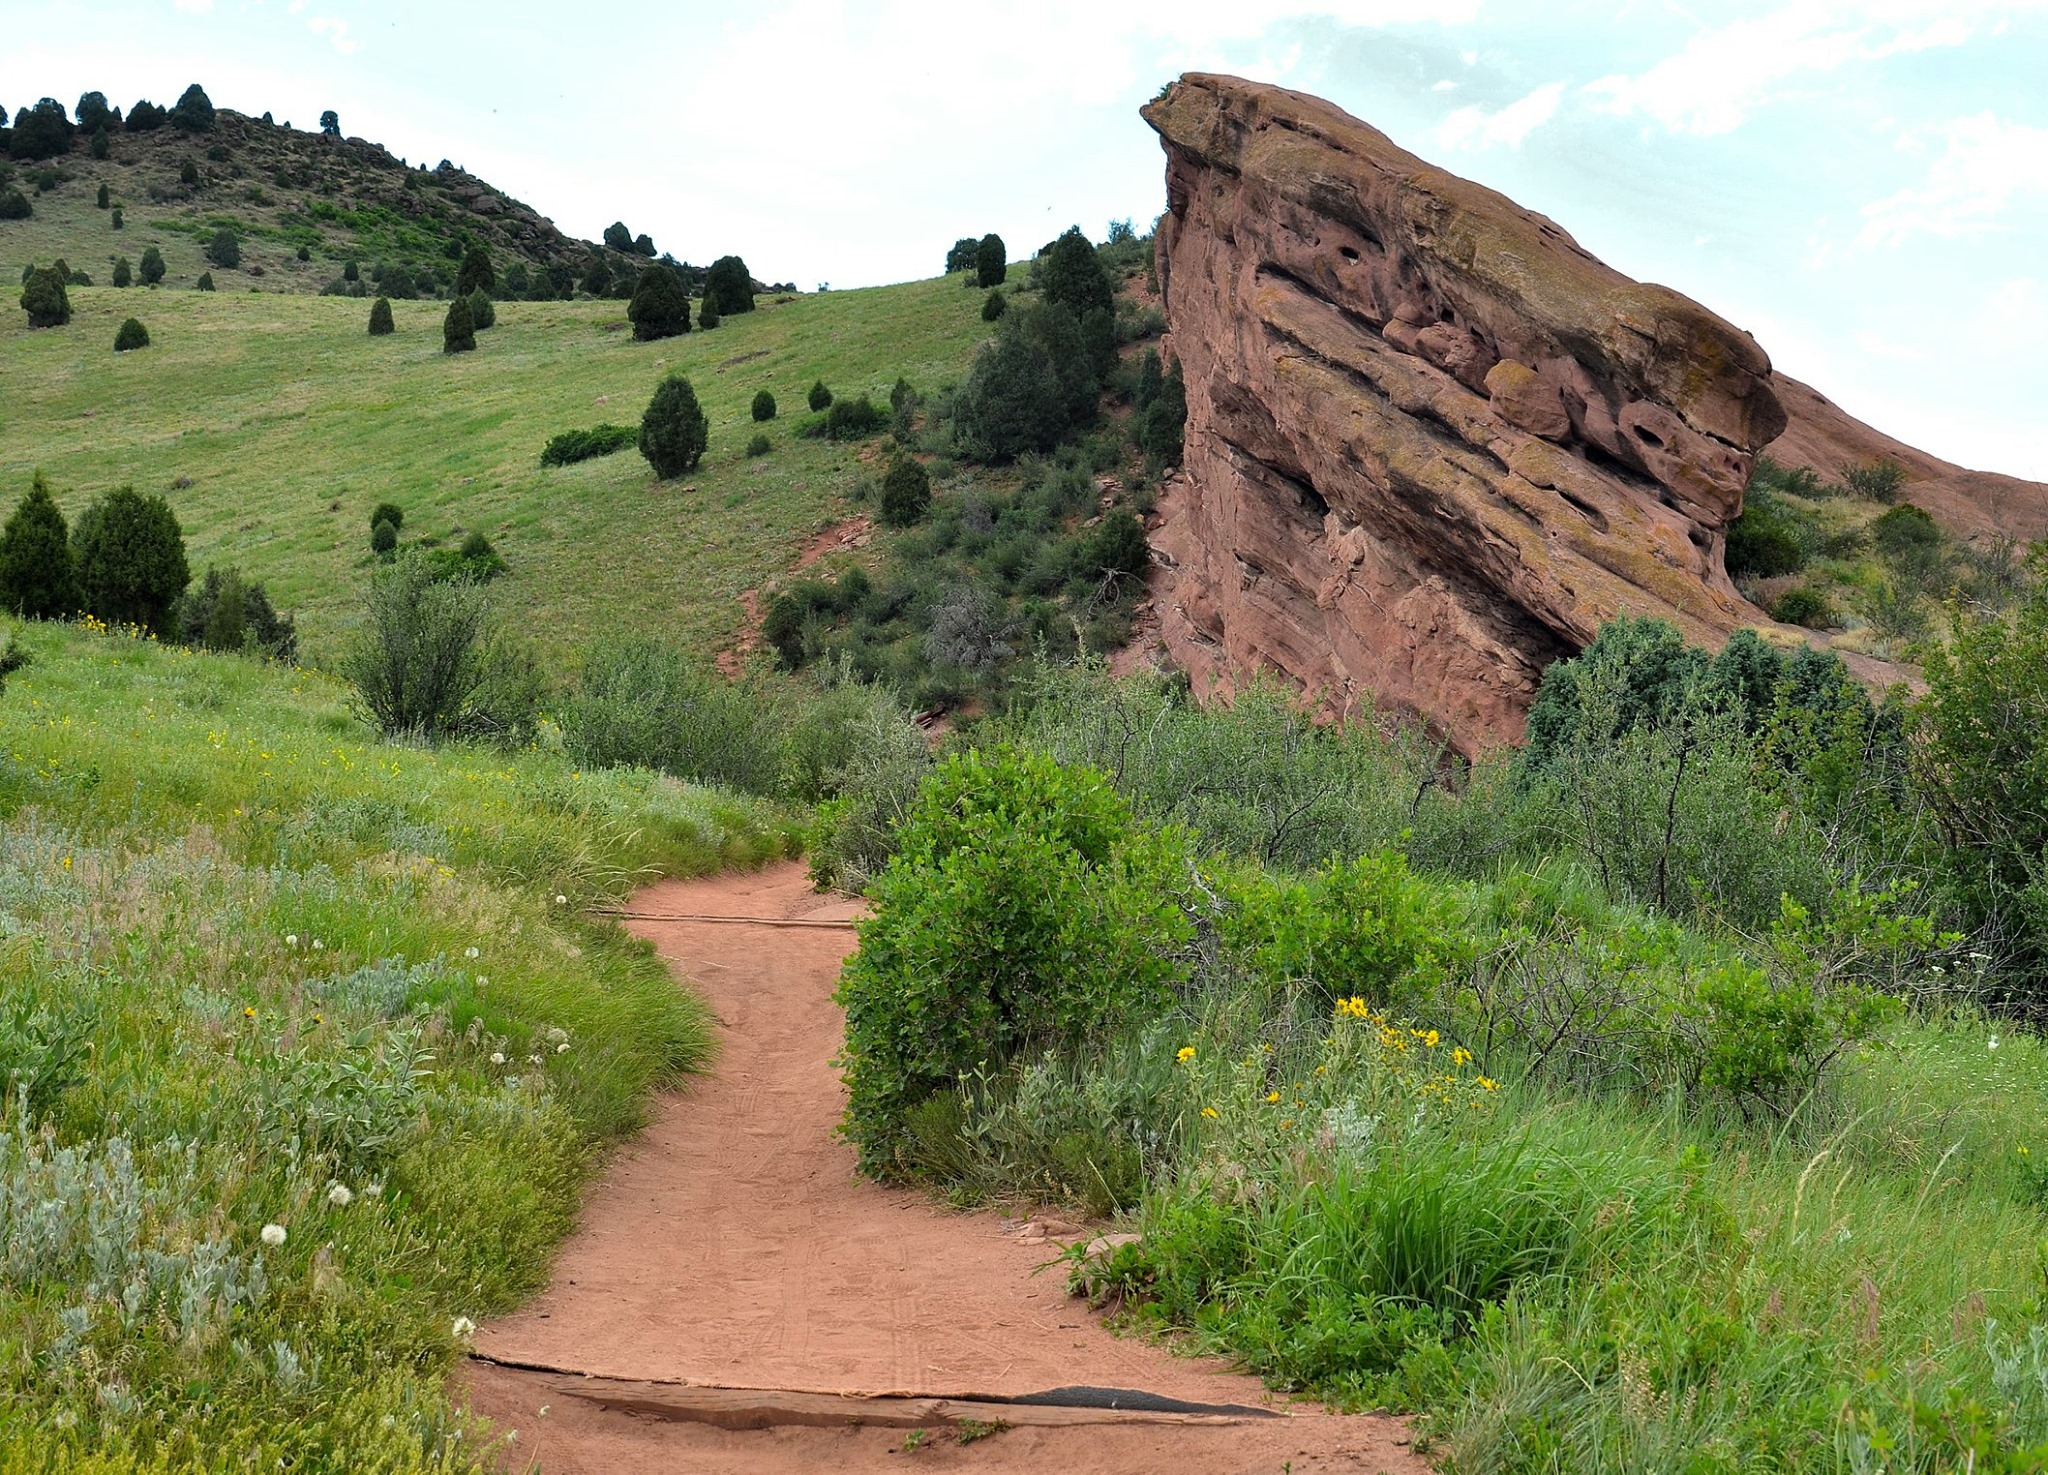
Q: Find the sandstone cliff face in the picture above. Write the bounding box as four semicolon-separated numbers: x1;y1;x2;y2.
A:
1139;74;1923;753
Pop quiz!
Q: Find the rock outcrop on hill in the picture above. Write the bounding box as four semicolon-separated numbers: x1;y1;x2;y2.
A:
1771;375;2048;542
1137;74;2035;753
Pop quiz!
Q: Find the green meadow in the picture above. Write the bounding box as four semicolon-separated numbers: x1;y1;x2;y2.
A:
0;277;994;660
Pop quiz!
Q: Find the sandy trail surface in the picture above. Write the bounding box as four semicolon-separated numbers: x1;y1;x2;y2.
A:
464;862;1427;1472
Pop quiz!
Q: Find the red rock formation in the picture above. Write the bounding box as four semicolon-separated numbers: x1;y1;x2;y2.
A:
1138;73;2029;754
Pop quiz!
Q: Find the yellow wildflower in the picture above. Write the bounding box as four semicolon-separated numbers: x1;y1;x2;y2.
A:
1265;1091;1281;1104
1452;1047;1472;1066
1176;1046;1196;1064
1478;1076;1500;1092
1201;1107;1219;1120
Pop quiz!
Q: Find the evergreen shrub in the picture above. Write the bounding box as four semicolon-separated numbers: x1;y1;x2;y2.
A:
639;375;708;479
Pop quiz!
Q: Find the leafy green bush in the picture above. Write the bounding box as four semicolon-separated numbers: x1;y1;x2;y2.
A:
1845;456;1907;502
1724;486;1808;579
0;472;82;620
0;188;30;220
112;317;148;351
745;432;772;457
138;245;163;285
808;380;833;412
836;747;1195;1172
697;300;721;330
1133;358;1185;465
179;158;199;186
367;296;393;335
338;551;533;741
195;271;214;291
539;423;636;467
70;486;189;634
879;455;931;527
1770;585;1834;627
945;237;980;274
1222;852;1472;1011
639;374;708;478
1916;590;2048;1005
369;518;397;554
982;288;1005;321
111;255;131;287
465;288;495;331
559;637;785;794
369;502;404;534
205;226;239;268
441;293;475;353
751;389;776;422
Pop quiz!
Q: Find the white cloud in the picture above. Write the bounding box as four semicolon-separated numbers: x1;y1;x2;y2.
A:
1436;81;1564;150
173;0;212;11
304;16;356;53
1581;0;2033;136
1860;112;2048;244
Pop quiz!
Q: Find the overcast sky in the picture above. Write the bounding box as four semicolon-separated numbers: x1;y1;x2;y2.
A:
7;1;2045;478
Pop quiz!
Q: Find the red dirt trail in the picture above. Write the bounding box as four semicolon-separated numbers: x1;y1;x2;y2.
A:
463;862;1427;1472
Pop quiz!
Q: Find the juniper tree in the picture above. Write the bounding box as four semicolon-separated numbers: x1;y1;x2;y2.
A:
367;297;394;335
205;226;239;268
627;263;690;341
975;233;1006;289
113;317;149;351
454;244;495;298
639;374;709;479
96;182;109;209
71;486;189;633
443;293;476;353
169;83;214;133
1039;226;1113;319
704;254;754;315
0;473;82;619
112;256;131;288
19;266;69;327
139;245;164;285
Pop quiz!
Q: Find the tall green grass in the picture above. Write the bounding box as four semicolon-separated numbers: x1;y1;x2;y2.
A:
0;619;797;1469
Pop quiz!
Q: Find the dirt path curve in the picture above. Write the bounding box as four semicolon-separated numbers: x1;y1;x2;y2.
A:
464;862;1427;1473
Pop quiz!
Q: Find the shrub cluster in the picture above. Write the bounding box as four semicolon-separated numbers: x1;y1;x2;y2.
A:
540;423;637;468
836;747;1195;1172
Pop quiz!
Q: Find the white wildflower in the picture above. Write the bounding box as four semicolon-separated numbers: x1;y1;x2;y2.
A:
451;1316;476;1338
285;934;299;948
1990;1035;2001;1051
363;1181;384;1197
476;976;488;986
555;895;568;906
260;1224;287;1247
556;1042;569;1054
489;1051;506;1065
465;947;480;959
327;1182;353;1208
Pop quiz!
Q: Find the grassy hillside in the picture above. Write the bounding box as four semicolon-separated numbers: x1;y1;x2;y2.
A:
1;107;618;295
2;277;994;660
0;616;795;1467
